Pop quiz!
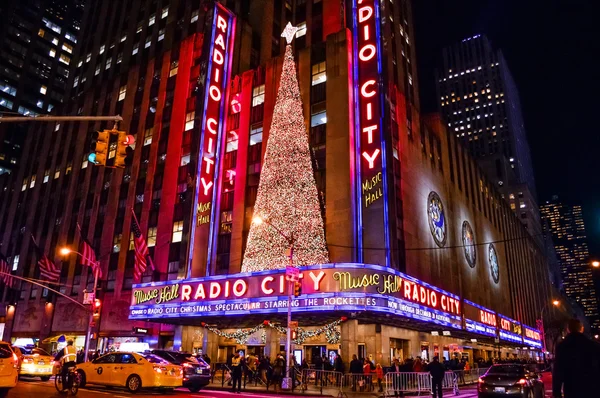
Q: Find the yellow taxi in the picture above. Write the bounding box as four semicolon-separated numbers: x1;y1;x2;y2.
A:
0;342;19;397
77;352;182;393
18;347;54;381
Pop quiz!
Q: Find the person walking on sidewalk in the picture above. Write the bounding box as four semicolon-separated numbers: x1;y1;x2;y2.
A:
230;352;243;394
427;356;446;398
552;318;600;398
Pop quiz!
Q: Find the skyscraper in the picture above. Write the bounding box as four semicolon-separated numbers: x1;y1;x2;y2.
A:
435;35;540;237
0;0;85;174
540;196;600;331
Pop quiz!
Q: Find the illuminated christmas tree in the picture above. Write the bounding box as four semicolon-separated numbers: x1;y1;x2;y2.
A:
242;23;329;272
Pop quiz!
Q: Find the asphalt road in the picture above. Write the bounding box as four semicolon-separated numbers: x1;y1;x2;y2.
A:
6;378;314;398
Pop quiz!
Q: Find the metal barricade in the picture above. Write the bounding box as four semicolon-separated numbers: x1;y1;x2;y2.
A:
343;373;377;394
383;372;429;396
427;372;459;395
301;369;344;396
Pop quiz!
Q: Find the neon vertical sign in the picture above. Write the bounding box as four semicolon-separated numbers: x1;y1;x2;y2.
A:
352;0;391;266
188;3;236;277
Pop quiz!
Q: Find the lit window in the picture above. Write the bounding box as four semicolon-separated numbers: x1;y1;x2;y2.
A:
172;221;183;243
147;227;157;247
95;65;101;75
113;234;122;253
43;170;50;183
65;162;72;175
132;43;139;55
252;85;265;107
311;111;327;127
62;43;73;53
311;62;326;86
169;60;178;77
54;170;60;179
250;125;263;146
49;49;56;57
38;29;45;37
105;58;112;69
226;130;239;152
161;6;169;19
190;10;199;23
120;34;127;43
148;14;156;26
144;127;153;146
85;53;91;63
65;32;77;43
59;54;71;65
117;52;123;64
12;255;19;271
40;85;47;95
158;29;165;41
145;38;151;48
1;83;17;96
180;153;190;166
296;22;307;38
52;38;59;46
21;178;28;191
81;158;88;169
185;111;195;131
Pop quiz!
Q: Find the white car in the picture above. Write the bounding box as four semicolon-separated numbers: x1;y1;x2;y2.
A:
0;342;19;397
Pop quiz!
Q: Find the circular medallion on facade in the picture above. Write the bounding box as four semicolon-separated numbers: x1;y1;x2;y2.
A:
462;221;476;268
489;243;499;284
427;191;447;247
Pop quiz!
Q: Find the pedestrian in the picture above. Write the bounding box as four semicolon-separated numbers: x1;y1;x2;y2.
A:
552;318;600;397
230;351;242;394
349;354;363;391
375;363;384;393
413;357;424;372
271;354;285;391
427;356;446;398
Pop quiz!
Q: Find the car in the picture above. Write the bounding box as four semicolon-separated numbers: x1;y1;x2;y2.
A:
0;342;19;397
150;350;211;392
477;364;544;398
77;351;183;393
17;347;54;381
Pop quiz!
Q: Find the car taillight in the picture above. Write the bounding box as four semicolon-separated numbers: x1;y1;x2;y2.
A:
518;378;527;385
50;360;55;365
183;363;193;368
23;358;33;364
153;365;167;373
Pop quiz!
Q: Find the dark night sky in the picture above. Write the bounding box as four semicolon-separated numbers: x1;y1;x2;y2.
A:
413;0;600;255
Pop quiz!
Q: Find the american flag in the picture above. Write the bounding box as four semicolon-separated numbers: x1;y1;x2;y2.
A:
80;238;102;278
131;211;154;280
32;241;61;282
0;252;14;288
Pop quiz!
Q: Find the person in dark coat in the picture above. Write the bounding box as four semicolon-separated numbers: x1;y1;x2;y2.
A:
349;354;363;391
552;318;600;398
427;356;446;398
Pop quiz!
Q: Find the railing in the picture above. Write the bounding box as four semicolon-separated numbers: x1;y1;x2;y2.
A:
300;369;344;396
453;367;490;385
383;371;459;397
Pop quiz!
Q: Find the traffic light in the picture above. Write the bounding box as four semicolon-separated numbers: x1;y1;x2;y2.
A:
114;131;135;168
293;281;301;297
93;299;102;316
90;130;110;165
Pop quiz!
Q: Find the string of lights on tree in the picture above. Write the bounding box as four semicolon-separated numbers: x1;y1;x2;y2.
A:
241;31;329;272
201;318;346;345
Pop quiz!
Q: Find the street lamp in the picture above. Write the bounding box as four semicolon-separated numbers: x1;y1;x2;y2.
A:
60;246;100;363
539;299;560;357
592;261;599;268
251;216;295;390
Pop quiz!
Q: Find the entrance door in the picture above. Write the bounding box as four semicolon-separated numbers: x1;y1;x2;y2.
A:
218;346;236;363
247;346;264;357
305;346;326;365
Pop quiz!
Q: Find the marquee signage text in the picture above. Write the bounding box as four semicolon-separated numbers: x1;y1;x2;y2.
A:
499;315;523;344
128;263;542;348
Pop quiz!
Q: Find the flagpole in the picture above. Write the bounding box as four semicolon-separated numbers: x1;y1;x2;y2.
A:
83;264;99;362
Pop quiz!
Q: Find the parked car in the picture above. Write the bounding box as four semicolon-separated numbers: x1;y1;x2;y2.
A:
478;364;544;398
0;342;19;397
150;349;210;392
17;347;54;381
77;352;182;393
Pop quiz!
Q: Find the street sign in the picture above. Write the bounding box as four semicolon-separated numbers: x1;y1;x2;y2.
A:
83;292;95;305
289;321;298;329
286;266;299;282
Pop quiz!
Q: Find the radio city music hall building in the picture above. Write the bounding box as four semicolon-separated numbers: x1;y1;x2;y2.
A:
0;0;552;365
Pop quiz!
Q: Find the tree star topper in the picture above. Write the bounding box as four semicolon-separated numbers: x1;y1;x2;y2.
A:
281;22;298;44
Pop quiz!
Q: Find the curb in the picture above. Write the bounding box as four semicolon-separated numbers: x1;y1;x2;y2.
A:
203;385;332;396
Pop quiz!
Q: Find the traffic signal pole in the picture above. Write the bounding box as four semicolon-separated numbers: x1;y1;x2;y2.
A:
0;115;122;123
83;264;100;362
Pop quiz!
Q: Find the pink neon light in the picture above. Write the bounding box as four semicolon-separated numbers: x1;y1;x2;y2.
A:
358;6;373;23
361;80;376;97
200;178;214;195
363;125;377;144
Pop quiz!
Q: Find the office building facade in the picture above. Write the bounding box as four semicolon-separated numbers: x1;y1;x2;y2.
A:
540;197;600;331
